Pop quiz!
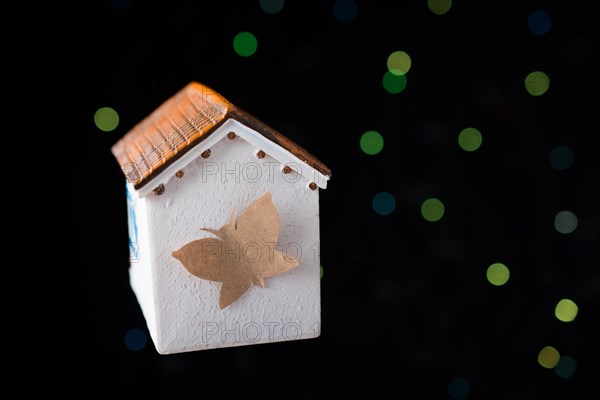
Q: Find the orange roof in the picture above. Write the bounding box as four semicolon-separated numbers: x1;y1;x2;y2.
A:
111;82;331;189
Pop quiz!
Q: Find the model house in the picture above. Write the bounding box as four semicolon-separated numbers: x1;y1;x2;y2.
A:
111;82;331;353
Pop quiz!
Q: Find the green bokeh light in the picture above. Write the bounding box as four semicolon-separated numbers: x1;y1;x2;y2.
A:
428;0;452;15
555;299;578;322
382;71;407;94
233;32;258;57
320;265;324;279
554;211;578;234
421;198;444;222
538;346;560;369
94;107;119;132
360;130;384;155
525;71;550;96
458;127;482;152
486;263;510;286
387;51;412;76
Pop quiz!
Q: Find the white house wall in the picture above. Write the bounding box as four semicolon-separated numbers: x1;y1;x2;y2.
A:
142;123;322;353
127;184;158;345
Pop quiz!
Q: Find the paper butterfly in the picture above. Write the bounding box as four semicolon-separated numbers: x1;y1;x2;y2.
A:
172;192;300;309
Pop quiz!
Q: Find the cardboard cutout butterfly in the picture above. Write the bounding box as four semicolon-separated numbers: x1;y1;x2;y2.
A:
172;192;300;309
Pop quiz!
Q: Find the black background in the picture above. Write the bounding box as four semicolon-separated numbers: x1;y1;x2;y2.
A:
6;1;598;398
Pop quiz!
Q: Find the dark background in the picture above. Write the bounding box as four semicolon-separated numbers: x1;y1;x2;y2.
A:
6;1;598;398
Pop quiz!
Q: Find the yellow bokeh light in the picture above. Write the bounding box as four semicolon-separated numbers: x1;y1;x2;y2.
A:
538;346;560;369
421;198;444;222
94;107;119;132
428;0;452;15
555;299;578;322
387;51;412;76
458;127;482;152
525;71;550;96
486;263;509;286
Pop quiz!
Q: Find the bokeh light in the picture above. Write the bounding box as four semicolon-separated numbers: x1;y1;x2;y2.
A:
421;198;444;222
94;107;119;132
124;328;147;351
110;0;134;10
458;127;482;152
448;377;471;400
360;130;384;155
428;0;452;15
525;71;550;96
538;346;560;369
373;192;396;216
320;265;324;279
528;10;552;36
550;146;574;170
486;263;510;286
387;51;412;76
383;71;407;94
333;0;357;23
233;32;258;57
555;356;577;379
554;211;578;234
260;0;284;14
555;298;578;322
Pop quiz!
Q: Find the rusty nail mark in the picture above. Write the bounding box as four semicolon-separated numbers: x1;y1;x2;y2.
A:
153;184;165;195
227;132;237;140
201;149;211;158
256;150;266;159
309;182;317;190
175;170;184;178
282;165;292;174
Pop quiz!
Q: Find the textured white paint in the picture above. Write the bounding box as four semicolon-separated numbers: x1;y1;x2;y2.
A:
126;187;160;345
129;121;323;354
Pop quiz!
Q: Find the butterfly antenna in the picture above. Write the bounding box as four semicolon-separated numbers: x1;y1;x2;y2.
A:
201;228;222;238
230;209;236;228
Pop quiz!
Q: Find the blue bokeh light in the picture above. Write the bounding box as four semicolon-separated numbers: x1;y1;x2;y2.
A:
110;0;134;11
124;328;147;351
448;377;471;400
528;10;552;35
260;0;284;14
333;0;357;23
373;192;396;216
550;146;574;170
555;356;577;379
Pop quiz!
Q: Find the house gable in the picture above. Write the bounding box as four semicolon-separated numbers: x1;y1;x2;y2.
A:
111;82;331;194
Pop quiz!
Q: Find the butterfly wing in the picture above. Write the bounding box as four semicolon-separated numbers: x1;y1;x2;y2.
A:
235;192;300;279
219;276;253;309
258;249;300;278
235;192;279;245
172;238;231;282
